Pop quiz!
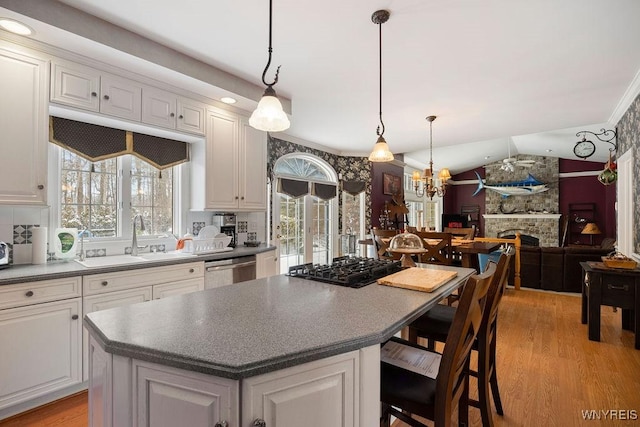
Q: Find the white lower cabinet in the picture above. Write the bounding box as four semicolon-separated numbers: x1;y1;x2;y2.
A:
133;360;238;427
256;249;279;279
82;263;205;381
82;287;153;381
0;298;82;412
88;342;380;427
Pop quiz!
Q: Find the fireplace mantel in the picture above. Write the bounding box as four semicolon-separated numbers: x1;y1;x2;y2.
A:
483;214;562;219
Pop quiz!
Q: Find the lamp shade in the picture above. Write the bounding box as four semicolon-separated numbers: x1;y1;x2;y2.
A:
581;223;601;235
438;168;451;181
249;92;290;132
368;136;394;162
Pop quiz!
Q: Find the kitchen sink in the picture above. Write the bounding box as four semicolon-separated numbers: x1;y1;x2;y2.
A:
75;255;147;268
138;251;198;261
75;252;197;268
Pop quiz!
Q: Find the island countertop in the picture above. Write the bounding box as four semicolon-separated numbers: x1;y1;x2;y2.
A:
84;264;474;379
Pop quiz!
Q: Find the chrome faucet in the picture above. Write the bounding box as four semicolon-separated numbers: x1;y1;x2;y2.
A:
78;229;88;261
131;214;148;256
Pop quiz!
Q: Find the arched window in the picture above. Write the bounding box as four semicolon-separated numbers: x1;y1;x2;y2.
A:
272;154;338;270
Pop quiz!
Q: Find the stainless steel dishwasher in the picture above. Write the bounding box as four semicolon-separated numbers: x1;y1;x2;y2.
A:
204;255;256;289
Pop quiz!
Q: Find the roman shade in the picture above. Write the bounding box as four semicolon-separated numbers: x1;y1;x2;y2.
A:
341;180;366;196
277;178;309;198
311;182;337;200
50;116;189;169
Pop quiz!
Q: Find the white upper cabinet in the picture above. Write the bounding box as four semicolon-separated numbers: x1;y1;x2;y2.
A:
191;108;267;211
176;96;206;135
51;61;100;111
142;86;206;135
100;74;142;121
51;60;205;135
239;117;268;210
0;46;48;205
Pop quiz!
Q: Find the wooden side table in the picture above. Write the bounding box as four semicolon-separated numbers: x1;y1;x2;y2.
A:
580;262;640;349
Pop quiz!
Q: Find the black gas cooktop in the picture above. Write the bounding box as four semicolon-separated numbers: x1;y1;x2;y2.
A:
287;256;403;288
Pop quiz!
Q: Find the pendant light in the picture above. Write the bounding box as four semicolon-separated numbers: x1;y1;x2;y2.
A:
249;0;290;132
368;10;394;162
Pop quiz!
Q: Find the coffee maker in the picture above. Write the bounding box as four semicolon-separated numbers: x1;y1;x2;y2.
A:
212;213;237;247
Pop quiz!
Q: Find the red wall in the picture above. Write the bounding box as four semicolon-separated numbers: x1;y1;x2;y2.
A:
371;160;405;229
445;161;615;245
558;159;616;245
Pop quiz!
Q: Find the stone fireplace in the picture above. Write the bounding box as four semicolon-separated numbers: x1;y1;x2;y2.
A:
482;156;561;247
484;214;561;247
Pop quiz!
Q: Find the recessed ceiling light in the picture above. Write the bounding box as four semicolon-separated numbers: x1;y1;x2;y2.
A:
220;97;237;104
0;18;34;36
484;156;491;159
546;149;553;153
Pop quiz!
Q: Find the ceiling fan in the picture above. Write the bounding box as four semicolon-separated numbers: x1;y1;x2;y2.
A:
500;139;537;171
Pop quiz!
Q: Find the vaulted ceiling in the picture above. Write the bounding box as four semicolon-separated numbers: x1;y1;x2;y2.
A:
2;0;640;173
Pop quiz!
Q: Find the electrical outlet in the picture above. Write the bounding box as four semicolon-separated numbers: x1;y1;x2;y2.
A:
249;222;258;232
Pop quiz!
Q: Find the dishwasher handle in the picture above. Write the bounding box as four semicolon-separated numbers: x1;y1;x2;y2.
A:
206;260;256;272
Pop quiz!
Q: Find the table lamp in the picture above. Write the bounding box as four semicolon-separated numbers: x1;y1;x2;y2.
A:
581;222;601;246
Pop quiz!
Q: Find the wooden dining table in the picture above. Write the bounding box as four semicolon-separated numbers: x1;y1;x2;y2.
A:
454;241;502;271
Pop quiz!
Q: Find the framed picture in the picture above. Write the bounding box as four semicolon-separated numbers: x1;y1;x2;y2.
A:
383;173;402;195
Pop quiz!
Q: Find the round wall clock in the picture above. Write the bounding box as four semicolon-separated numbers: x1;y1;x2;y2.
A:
574;139;596;159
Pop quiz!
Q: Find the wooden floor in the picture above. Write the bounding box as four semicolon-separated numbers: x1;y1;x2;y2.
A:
2;289;639;427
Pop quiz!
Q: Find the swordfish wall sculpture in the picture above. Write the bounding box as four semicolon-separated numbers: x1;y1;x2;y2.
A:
472;171;549;199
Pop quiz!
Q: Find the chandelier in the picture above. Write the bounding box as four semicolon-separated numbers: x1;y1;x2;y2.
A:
412;115;451;199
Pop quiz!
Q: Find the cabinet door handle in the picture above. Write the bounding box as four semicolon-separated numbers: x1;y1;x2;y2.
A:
101;281;108;286
214;422;228;427
178;114;184;119
25;290;34;297
235;196;239;200
37;184;44;190
170;112;175;117
189;268;195;273
103;94;110;100
72;314;79;320
241;196;245;200
91;91;97;97
253;419;266;427
607;284;629;291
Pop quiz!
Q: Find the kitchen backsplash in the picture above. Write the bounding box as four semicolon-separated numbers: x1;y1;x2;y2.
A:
0;205;267;265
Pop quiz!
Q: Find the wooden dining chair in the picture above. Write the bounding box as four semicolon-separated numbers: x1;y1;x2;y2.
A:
407;248;514;427
415;231;454;265
444;226;476;240
371;228;401;260
380;263;497;427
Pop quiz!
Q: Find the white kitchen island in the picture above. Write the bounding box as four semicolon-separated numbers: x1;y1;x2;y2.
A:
84;264;474;427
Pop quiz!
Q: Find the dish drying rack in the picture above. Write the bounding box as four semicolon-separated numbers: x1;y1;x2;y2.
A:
186;237;233;255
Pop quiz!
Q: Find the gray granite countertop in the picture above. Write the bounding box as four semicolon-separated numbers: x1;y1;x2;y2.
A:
84;264;474;379
0;245;275;286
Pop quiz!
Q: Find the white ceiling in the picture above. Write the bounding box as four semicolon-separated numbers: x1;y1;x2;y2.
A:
3;0;640;173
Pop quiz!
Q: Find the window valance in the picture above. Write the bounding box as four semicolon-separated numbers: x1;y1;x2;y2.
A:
311;183;337;200
341;180;367;196
49;116;189;169
277;178;309;198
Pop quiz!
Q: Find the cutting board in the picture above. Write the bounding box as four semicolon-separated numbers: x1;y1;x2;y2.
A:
378;268;458;293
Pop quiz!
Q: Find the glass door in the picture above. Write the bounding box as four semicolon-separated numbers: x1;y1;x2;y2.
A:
271;154;338;272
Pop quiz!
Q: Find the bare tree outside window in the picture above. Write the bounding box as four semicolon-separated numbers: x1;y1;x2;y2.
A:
60;151;117;237
60;150;173;238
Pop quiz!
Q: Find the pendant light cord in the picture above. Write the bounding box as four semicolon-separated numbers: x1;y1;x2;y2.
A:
261;0;280;87
377;20;385;137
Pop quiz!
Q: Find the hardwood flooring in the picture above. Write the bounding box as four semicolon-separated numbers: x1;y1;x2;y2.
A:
1;289;639;426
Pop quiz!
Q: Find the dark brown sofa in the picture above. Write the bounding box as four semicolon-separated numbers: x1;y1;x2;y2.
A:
518;242;614;293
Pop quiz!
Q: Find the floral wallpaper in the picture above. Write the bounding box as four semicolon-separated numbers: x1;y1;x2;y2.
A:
616;92;640;253
267;135;372;235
